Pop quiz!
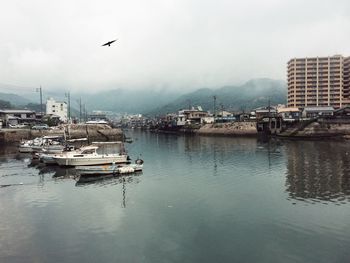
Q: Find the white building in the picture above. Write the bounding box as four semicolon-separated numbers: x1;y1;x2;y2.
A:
46;98;68;122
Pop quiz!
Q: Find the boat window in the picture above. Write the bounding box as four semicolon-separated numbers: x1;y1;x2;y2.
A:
81;149;95;154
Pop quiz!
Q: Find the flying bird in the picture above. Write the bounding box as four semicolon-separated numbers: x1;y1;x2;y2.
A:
102;39;118;47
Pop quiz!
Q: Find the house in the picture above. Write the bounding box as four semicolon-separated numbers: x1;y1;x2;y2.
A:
183;109;209;124
302;106;334;119
0;109;36;127
277;107;301;122
176;111;187;126
216;110;234;118
254;106;278;120
42;114;62;126
88;111;108;121
176;107;209;125
202;116;215;124
333;106;350;118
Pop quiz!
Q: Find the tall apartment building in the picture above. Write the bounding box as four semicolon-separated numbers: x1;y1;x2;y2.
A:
287;55;350;108
46;97;68;122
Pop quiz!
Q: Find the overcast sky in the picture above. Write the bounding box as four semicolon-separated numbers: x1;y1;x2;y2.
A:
1;0;350;92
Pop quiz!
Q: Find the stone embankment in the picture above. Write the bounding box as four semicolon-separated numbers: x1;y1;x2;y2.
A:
196;122;257;136
278;119;350;139
0;124;124;144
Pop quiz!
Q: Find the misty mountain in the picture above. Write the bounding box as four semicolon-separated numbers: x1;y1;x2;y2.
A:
79;88;183;113
0;99;12;109
147;78;286;115
0;79;286;115
0;92;32;106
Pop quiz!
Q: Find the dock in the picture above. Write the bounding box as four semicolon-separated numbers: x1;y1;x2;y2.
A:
0;124;124;144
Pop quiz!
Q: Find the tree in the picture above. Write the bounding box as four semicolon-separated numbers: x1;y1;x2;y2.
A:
0;100;12;109
24;103;43;112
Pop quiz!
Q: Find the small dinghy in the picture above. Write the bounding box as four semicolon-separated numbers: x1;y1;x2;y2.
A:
76;159;143;176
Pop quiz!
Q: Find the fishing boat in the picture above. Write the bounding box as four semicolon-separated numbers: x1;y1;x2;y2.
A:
53;142;128;166
19;136;64;153
19;137;43;153
19;141;34;153
76;162;143;176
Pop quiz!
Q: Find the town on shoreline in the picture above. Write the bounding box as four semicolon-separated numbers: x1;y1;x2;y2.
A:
1;54;350;142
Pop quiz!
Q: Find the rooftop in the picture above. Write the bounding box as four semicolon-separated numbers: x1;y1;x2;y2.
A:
303;106;334;112
278;107;300;113
0;109;35;114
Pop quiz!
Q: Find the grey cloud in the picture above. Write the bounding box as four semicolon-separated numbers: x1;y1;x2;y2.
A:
0;0;350;92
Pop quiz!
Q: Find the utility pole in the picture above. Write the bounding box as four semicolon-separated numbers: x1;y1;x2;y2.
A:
187;99;191;110
76;98;82;123
83;104;87;122
36;86;43;121
40;86;43;119
213;95;217;119
268;98;271;133
65;92;71;122
79;98;82;123
82;104;85;122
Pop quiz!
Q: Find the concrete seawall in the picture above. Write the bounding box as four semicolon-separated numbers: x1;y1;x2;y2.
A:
196;122;258;136
0;124;124;144
279;121;350;139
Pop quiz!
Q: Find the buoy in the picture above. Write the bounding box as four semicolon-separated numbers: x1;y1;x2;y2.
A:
135;158;144;165
117;166;135;174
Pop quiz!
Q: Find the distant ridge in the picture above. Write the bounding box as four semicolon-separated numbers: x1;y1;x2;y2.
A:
147;78;286;115
0;78;286;115
80;88;182;114
0;92;32;107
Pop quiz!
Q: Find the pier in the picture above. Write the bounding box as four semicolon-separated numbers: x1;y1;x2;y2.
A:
0;124;124;144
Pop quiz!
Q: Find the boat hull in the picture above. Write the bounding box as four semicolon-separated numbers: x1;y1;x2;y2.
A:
40;154;58;165
54;155;128;166
19;146;33;153
76;163;143;175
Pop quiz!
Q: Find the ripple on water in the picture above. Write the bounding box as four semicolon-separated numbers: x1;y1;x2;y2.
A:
1;135;350;263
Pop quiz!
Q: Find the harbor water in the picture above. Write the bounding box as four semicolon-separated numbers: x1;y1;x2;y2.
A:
1;131;350;263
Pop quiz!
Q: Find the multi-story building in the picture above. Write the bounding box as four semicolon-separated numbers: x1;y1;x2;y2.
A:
344;57;350;101
287;55;350;108
46;98;68;122
0;109;36;126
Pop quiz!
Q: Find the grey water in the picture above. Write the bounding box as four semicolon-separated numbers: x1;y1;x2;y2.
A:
1;131;350;263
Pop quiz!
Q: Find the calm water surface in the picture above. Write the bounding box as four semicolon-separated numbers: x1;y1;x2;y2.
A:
1;131;350;263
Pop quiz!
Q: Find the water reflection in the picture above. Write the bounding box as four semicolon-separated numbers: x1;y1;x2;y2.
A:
76;173;141;187
28;160;77;179
285;141;350;203
76;174;141;208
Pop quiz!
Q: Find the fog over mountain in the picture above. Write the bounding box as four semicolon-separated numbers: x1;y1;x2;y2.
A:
0;0;349;114
0;78;286;115
147;78;286;115
1;0;350;92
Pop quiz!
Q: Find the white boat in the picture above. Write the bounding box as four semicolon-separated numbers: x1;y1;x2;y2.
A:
40;153;59;164
19;143;34;153
76;163;143;175
53;144;128;166
19;137;43;153
32;144;65;154
39;145;78;165
19;136;64;153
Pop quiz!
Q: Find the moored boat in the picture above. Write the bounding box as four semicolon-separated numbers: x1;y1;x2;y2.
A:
19;136;65;154
76;163;143;175
53;144;128;166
